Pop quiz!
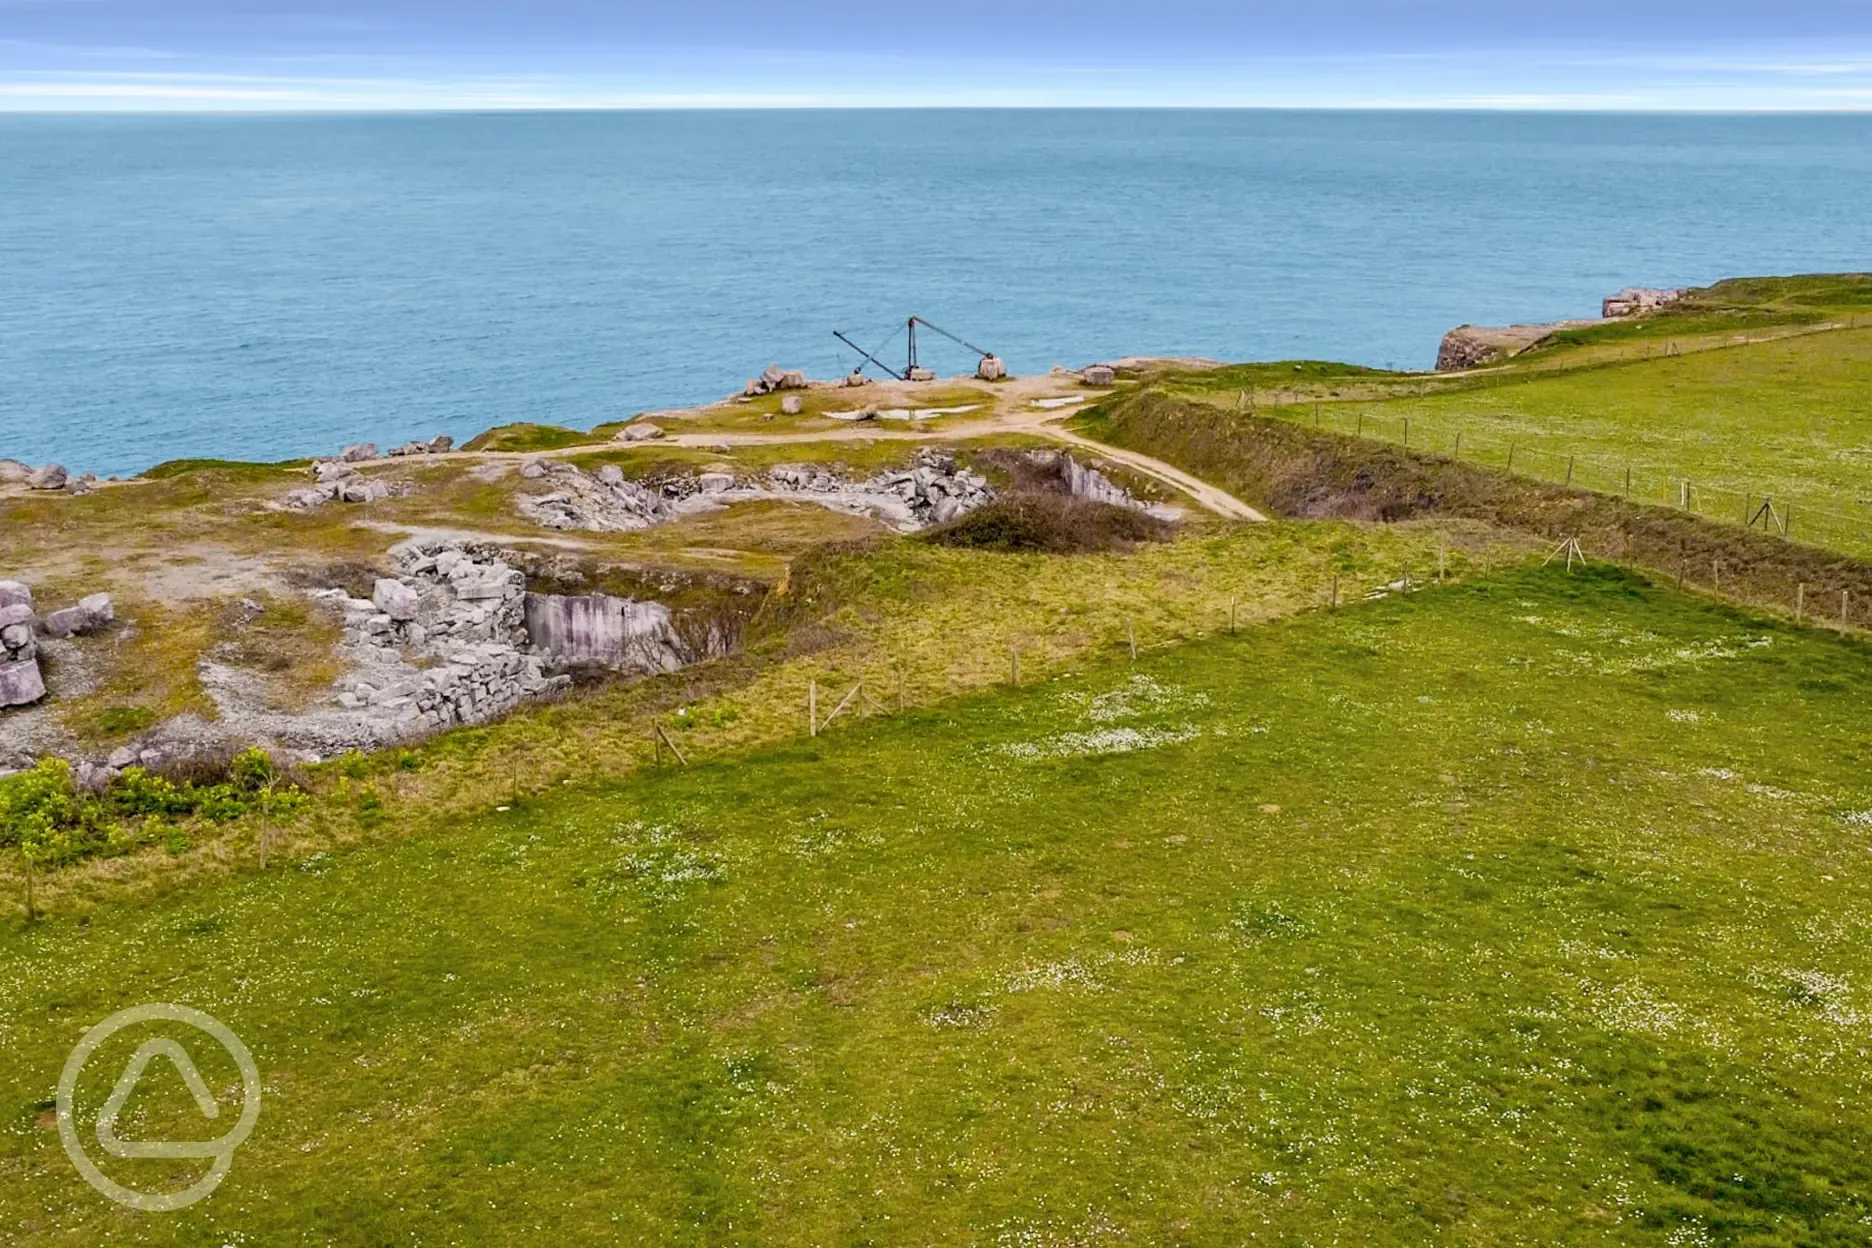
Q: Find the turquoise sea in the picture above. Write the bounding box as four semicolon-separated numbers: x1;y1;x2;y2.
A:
4;109;1871;477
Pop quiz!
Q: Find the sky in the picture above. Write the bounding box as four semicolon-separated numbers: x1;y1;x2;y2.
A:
5;1;1872;110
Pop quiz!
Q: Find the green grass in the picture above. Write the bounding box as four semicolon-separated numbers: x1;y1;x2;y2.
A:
6;567;1872;1244
1242;328;1872;555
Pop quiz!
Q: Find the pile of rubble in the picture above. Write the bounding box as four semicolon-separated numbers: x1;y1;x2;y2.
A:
0;461;101;494
283;437;450;510
516;448;994;535
1602;287;1685;318
309;544;560;733
309;541;689;736
0;580;114;709
743;364;809;396
517;460;674;532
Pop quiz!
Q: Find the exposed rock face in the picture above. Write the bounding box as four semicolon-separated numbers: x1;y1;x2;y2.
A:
524;593;685;672
1435;320;1594;372
1019;449;1180;521
1603;287;1684;318
519;448;995;536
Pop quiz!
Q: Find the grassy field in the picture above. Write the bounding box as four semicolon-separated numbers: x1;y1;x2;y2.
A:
5;566;1872;1244
9;520;1492;909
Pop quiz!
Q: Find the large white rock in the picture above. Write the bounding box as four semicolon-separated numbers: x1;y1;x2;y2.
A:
26;464;67;490
372;577;421;622
0;658;45;708
0;460;31;484
620;421;665;442
0;582;31;611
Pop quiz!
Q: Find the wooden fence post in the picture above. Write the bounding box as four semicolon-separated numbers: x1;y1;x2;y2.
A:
1402;417;1410;449
809;679;818;737
1010;645;1020;685
1454;431;1462;460
1127;621;1137;662
1796;583;1806;623
1507;442;1515;472
1331;573;1340;608
1229;598;1238;633
1565;456;1575;487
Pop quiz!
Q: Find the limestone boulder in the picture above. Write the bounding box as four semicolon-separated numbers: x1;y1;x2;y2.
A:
0;582;31;611
26;464;68;490
0;459;29;484
977;355;1007;380
340;443;379;463
781;394;804;415
40;593;113;638
619;421;664;442
1081;365;1116;386
0;659;45;708
372;577;421;622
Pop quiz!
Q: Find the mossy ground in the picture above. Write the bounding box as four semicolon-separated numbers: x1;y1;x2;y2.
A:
4;567;1870;1244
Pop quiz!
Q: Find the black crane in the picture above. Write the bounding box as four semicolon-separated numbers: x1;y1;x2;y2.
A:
833;316;996;381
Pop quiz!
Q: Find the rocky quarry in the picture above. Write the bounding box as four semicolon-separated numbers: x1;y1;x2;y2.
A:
517;448;995;534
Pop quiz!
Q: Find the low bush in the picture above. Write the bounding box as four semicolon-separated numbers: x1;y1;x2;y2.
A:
926;492;1173;555
0;748;302;868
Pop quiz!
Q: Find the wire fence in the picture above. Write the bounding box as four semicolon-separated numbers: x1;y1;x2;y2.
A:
1257;400;1872;559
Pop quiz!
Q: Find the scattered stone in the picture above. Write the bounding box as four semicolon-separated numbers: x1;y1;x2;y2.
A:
907;367;937;382
1081;365;1116;386
843;371;872;388
39;593;113;639
107;746;136;769
340;443;379;463
387;435;454;456
697;472;736;494
520;459;551;479
26;464;68;490
618;421;665;442
0;582;31;611
744;365;811;396
977;355;1008;380
0;460;29;484
781;394;804;415
1603;287;1684;319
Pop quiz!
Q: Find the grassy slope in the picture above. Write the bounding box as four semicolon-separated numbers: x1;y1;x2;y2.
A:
1292;330;1872;552
1153;276;1872;556
5;568;1872;1244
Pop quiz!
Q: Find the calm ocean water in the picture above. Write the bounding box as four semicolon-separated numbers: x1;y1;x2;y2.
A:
4;110;1871;477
